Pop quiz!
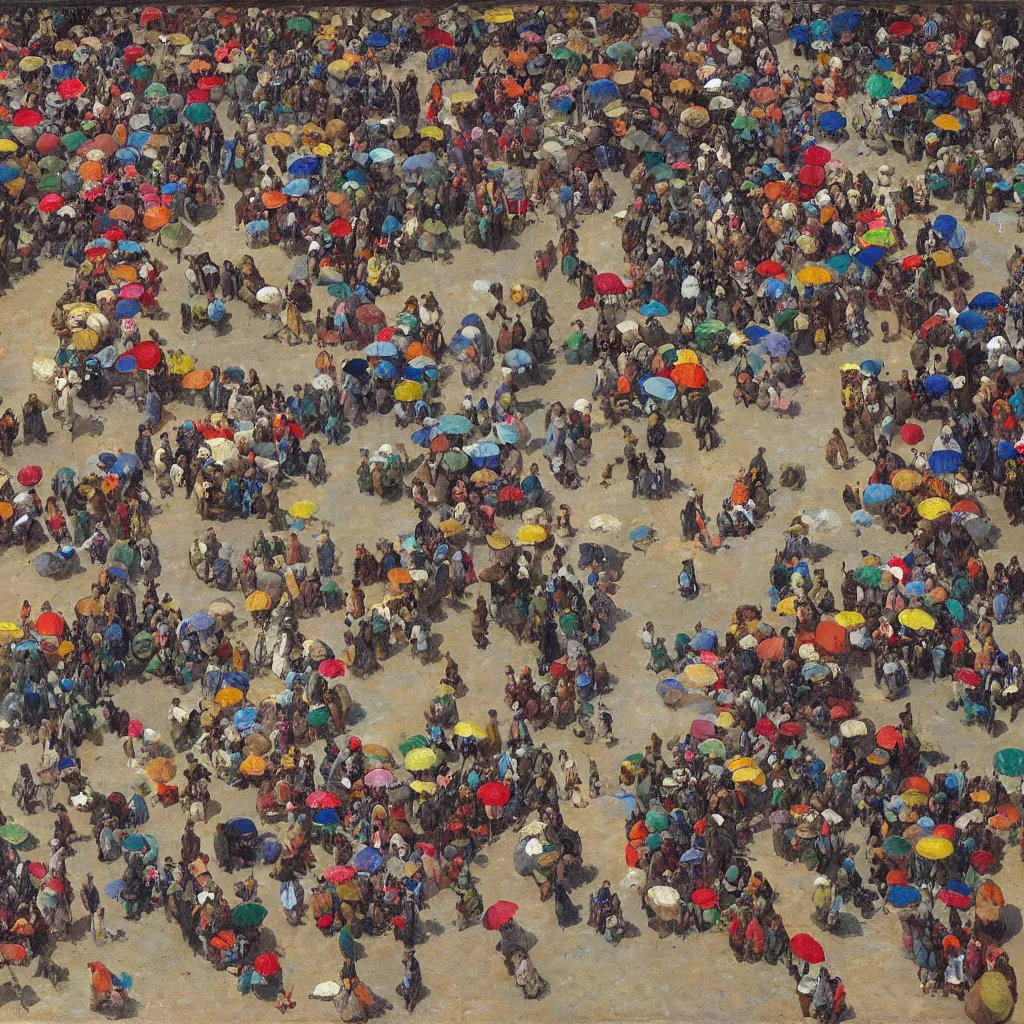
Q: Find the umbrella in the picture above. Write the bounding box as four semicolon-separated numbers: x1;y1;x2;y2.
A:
253;952;280;977
790;933;825;964
594;272;628;295
231;902;268;928
478;782;511;806
482;901;518;930
994;748;1024;776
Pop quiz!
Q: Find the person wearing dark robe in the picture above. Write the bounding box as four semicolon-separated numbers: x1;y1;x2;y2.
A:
22;394;49;444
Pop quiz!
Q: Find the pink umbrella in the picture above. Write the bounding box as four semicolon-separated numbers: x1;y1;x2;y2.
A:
118;282;145;299
364;768;395;788
128;719;143;738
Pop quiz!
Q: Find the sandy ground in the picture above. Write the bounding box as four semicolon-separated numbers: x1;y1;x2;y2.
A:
1;50;1024;1024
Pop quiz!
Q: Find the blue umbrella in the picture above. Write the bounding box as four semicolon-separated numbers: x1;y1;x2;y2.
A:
503;349;533;368
494;422;520;444
955;69;978;86
127;130;151;149
411;426;437;448
789;25;809;43
51;62;74;80
402;153;438;177
367;31;389;47
688;629;717;652
763;277;785;299
886;886;922;908
115;147;139;163
233;707;258;730
860;358;883;377
922;89;949;108
997;440;1021;460
744;324;769;341
111;452;139;477
182;611;216;633
467;442;500;463
224;671;250;691
969;292;1000;310
0;166;20;184
642;24;671;42
381;215;401;234
427;46;455;70
438;414;472;435
874;55;893;71
831;10;861;31
245;219;269;235
283;178;309;196
803;663;831;681
643;377;676;402
314;808;339;826
552;96;575;114
408;356;436;370
863;483;893;504
933;214;957;237
763;331;790;356
956;310;986;331
87;238;113;251
288;156;319;176
901;76;924;94
365;341;398;358
225;817;257;836
115;298;141;319
115;355;137;373
679;846;703;864
809;18;831;40
640;301;669;317
924;373;951;396
160;181;182;195
586;79;619;103
342;358;368;377
118;240;142;253
854;246;885;267
929;449;963;474
104;880;124;900
820;111;846;132
373;360;397;379
345;168;367;186
369;147;394;163
462;313;484;328
353;846;383;873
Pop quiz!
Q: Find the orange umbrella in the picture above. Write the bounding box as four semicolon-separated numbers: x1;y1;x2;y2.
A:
79;161;103;181
109;204;135;222
182;368;214;390
672;363;707;389
507;50;529;66
142;206;169;230
262;190;286;209
590;62;614;79
501;77;525;98
189;59;212;73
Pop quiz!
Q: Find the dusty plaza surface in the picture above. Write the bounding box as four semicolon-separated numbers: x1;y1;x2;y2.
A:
3;5;1024;1024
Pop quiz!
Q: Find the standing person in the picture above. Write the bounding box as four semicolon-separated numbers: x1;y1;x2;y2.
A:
22;393;50;445
398;949;422;1013
80;872;100;942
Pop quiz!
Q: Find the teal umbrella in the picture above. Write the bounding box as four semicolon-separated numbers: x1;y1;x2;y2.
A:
0;823;30;846
994;748;1024;777
866;74;893;99
853;565;882;587
645;809;669;831
182;102;212;125
144;82;168;98
882;835;911;856
231;902;268;927
287;15;314;32
61;130;86;152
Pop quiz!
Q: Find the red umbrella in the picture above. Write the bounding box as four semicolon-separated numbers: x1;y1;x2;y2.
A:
951;499;980;516
886;869;908;886
989;90;1012;107
139;6;163;24
828;701;853;721
901;254;922;271
0;944;26;965
128;719;143;738
306;791;342;809
36;133;59;155
755;259;784;277
481;900;518;930
955;94;979;111
126;340;161;370
422;28;455;47
197;75;225;89
477;781;511;807
44;877;64;894
253;952;279;977
971;849;995;872
355;304;385;325
123;44;146;62
754;717;777;741
756;636;784;661
790;933;825;963
955;668;982;688
690;718;715;740
25;862;46;879
803;145;831;166
899;422;924;445
322;865;356;884
327;218;351;237
875;725;904;751
691;887;718;910
932;824;956;841
888;20;913;36
779;720;803;738
902;775;930;794
57;78;85;99
814;620;848;655
318;659;346;678
797;164;825;187
497;485;524;502
17;465;42;487
12;108;43;128
594;272;628;295
35;611;64;636
671;363;707;389
187;89;210;104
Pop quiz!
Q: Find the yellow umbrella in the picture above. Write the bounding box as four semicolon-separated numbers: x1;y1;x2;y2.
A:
917;497;951;521
484;6;514;22
890;469;922;490
451;91;475;105
682;662;717;687
239;754;267;776
64;302;99;317
439;519;464;537
405;747;439;771
265;131;294;148
19;55;45;72
835;610;865;629
471;468;498;484
420;125;444;141
214;686;244;708
733;766;766;785
517;524;548;544
675;349;699;365
899;608;936;631
916;836;953;860
167;32;191;45
776;596;798;616
797;265;832;285
930;250;955;268
289;500;318;519
0;623;23;641
327;59;350;78
453;721;487;739
410;780;437;795
900;789;928;806
312;142;333;157
727;756;755;772
145;757;176;783
393;380;423;402
0;139;17;154
716;711;735;728
933;113;962;131
245;590;272;612
72;328;99;351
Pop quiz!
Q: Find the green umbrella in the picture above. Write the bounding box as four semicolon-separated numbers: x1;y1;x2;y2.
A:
698;738;727;758
731;115;757;131
422;218;446;235
441;451;468;472
231;902;268;928
865;74;893;99
38;173;62;193
307;706;330;727
144;82;168;98
327;282;351;299
862;227;894;246
0;823;30;846
670;11;693;25
110;542;135;568
853;565;882;587
160;221;193;251
624;753;643;764
399;735;429;756
61;130;86;152
645;809;669;831
129;64;151;81
695;319;726;342
551;48;574;61
775;308;798;329
182;102;212;125
653;164;677;181
994;748;1024;777
287;15;314;32
882;835;911;856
